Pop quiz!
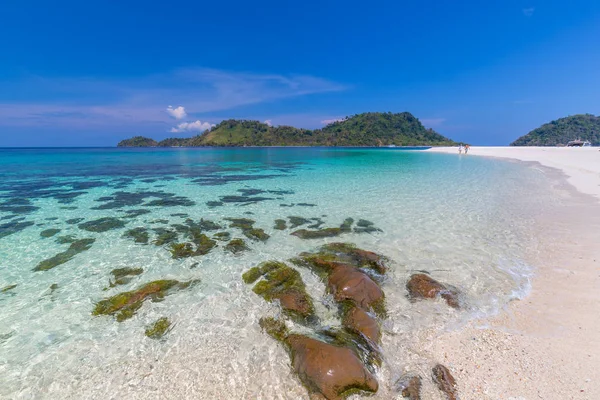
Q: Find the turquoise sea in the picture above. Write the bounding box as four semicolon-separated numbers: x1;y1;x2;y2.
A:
0;148;554;399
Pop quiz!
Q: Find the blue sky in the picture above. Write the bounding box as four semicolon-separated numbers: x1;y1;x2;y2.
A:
0;0;599;146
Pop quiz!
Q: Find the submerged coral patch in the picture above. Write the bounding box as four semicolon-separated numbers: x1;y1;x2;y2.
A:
79;217;127;233
291;218;354;239
145;317;172;339
110;267;144;286
224;238;250;254
40;228;61;238
34;238;95;271
0;220;35;239
92;279;198;322
66;218;85;225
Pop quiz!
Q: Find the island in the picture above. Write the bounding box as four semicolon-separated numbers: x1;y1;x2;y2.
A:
511;114;600;146
117;112;456;147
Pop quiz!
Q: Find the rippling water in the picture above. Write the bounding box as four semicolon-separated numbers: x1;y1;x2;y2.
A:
0;147;554;399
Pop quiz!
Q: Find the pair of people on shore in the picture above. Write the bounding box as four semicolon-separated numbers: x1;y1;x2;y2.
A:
458;144;470;154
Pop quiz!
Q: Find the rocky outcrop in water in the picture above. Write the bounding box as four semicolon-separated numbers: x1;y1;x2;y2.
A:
406;273;460;308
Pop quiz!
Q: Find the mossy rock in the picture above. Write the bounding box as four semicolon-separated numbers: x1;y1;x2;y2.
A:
145;317;172;339
243;228;269;242
288;216;311;228
153;228;179;246
224;238;249;254
213;231;231;241
92;279;198;322
55;235;77;244
78;217;127;233
168;233;216;259
243;261;315;321
295;243;387;275
123;227;149;244
66;217;85;224
225;218;255;231
40;228;61;238
110;267;143;286
34;238;96;271
1;284;17;293
274;219;287;230
353;219;383;233
169;243;195;259
259;316;289;342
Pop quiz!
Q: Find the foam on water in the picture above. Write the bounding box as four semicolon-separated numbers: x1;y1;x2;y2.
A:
0;148;554;399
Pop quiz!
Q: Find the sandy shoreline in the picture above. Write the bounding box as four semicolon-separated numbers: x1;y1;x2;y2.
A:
424;147;600;399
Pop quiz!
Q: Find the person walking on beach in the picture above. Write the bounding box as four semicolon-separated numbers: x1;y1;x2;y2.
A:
464;144;470;154
458;144;464;154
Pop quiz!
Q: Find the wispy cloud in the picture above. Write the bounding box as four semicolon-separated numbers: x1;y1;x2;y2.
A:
0;68;346;130
320;117;345;125
170;120;214;133
420;118;446;128
166;105;187;119
522;7;535;17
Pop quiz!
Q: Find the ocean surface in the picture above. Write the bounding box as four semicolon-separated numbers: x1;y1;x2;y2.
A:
0;147;554;399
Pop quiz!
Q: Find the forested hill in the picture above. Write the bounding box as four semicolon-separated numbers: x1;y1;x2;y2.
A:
511;114;600;146
117;112;456;147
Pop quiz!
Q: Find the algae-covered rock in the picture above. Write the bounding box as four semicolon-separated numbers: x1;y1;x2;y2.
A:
169;232;216;259
353;219;383;233
123;227;149;244
243;228;269;242
224;238;250;254
79;217;126;233
286;334;378;400
66;218;85;224
169;242;195;259
213;231;231;241
341;304;381;344
55;235;77;244
432;364;458;400
295;242;387;275
0;220;35;239
40;228;61;238
110;267;143;286
274;219;287;230
145;317;172;339
34;238;95;271
259;316;289;342
288;216;311;228
153;228;179;246
243;261;315;320
291;218;354;239
406;274;460;309
92;279;198;322
1;284;17;293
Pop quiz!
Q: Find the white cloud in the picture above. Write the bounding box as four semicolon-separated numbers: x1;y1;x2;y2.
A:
170;120;214;133
320;118;345;125
420;118;446;128
166;105;187;119
264;119;272;126
522;7;535;17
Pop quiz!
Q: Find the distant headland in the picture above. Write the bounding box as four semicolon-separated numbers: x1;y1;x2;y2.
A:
511;114;600;146
117;112;456;147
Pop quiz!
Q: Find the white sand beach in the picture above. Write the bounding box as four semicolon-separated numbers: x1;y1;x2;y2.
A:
424;146;600;399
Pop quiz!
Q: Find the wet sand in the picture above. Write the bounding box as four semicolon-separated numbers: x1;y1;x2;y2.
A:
424;146;600;399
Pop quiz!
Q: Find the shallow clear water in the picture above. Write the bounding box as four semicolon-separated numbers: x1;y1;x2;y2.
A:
0;148;554;399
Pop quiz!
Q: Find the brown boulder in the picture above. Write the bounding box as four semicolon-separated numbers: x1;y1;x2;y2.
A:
432;364;458;400
342;306;381;344
406;274;459;308
275;289;314;317
395;375;422;399
328;264;384;311
286;334;378;400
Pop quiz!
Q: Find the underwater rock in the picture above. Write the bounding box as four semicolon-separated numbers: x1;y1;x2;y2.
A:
291;218;354;239
145;317;172;339
224;238;249;254
225;218;269;242
206;201;224;208
55;235;77;244
341;305;381;344
66;218;85;224
432;364;458;400
110;267;143;286
406;274;459;309
0;220;35;239
287;334;379;400
243;228;269;242
212;231;231;241
34;238;95;271
123;227;149;244
353;219;383;234
152;228;179;246
243;262;314;320
151;219;169;224
296;242;387;275
123;209;151;218
78;217;126;233
92;279;198;322
169;233;216;259
297;203;317;207
219;195;274;204
395;375;422;400
274;219;287;230
1;284;17;293
170;213;188;217
328;264;384;312
288;216;311;228
189;218;222;231
237;188;265;196
40;228;61;238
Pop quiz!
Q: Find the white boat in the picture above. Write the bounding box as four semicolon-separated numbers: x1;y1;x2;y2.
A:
567;139;592;147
